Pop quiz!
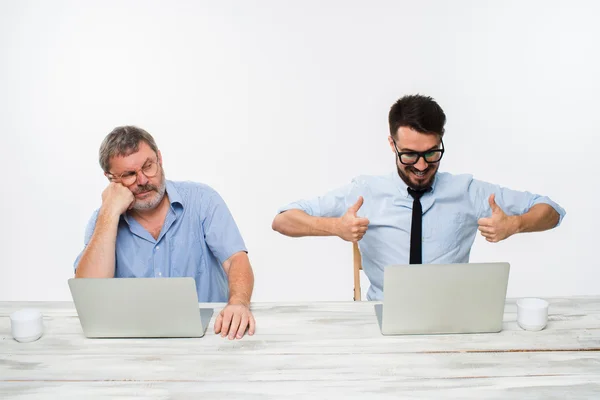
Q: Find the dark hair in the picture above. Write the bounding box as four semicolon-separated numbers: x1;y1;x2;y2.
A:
99;126;159;172
388;94;446;138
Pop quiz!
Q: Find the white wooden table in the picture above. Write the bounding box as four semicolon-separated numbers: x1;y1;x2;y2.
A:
1;298;600;399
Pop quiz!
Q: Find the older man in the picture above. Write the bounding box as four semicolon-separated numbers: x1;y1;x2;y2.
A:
75;126;255;339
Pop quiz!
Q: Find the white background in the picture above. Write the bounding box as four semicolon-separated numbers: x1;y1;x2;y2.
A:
1;0;597;301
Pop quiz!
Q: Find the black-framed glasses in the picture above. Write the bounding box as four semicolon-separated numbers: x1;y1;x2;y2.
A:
391;137;445;166
106;159;159;186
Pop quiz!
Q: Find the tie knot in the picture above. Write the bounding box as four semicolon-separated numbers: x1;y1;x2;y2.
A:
408;187;428;200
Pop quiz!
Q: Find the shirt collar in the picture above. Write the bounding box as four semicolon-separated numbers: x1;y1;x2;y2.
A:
165;180;183;208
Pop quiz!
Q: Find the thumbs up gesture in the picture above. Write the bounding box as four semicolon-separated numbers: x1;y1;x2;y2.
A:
477;194;517;243
336;196;370;243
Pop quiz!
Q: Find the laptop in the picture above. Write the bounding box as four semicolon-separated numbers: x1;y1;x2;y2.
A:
374;262;510;335
68;277;213;338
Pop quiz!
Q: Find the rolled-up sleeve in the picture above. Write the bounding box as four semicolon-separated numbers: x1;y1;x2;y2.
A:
202;191;248;265
468;178;566;226
73;209;100;272
277;182;358;218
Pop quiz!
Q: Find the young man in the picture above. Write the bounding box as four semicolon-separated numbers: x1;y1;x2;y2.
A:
272;94;565;300
75;126;255;339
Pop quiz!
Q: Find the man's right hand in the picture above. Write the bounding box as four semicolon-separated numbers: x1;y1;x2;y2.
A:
336;196;370;242
100;182;135;218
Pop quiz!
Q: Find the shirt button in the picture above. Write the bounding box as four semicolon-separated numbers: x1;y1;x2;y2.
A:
158;272;162;277
156;246;160;250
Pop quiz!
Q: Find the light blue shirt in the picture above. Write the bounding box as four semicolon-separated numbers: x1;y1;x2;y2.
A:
278;171;566;301
74;180;247;302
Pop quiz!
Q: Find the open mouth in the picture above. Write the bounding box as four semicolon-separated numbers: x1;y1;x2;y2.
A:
412;170;428;178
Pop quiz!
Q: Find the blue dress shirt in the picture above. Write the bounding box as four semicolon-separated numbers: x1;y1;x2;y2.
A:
278;171;566;301
75;180;247;302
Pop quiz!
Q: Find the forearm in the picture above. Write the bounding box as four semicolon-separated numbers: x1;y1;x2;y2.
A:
272;209;340;237
513;204;560;234
227;255;254;306
75;208;119;278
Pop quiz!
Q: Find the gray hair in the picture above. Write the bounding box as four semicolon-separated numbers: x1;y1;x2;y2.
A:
99;126;159;173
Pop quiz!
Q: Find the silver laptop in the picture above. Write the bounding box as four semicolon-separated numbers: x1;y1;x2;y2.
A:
375;262;510;335
68;277;213;338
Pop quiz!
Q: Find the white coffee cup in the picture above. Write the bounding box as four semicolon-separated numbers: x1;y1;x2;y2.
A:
10;309;44;342
517;298;548;331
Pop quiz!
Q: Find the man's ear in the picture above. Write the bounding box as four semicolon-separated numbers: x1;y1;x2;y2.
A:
388;135;396;153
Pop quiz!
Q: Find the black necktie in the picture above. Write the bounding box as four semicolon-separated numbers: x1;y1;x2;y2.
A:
407;188;427;264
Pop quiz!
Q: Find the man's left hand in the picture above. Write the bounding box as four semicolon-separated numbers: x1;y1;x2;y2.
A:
477;194;519;243
214;302;255;340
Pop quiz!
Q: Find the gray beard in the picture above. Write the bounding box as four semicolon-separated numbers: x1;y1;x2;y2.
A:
132;175;166;210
